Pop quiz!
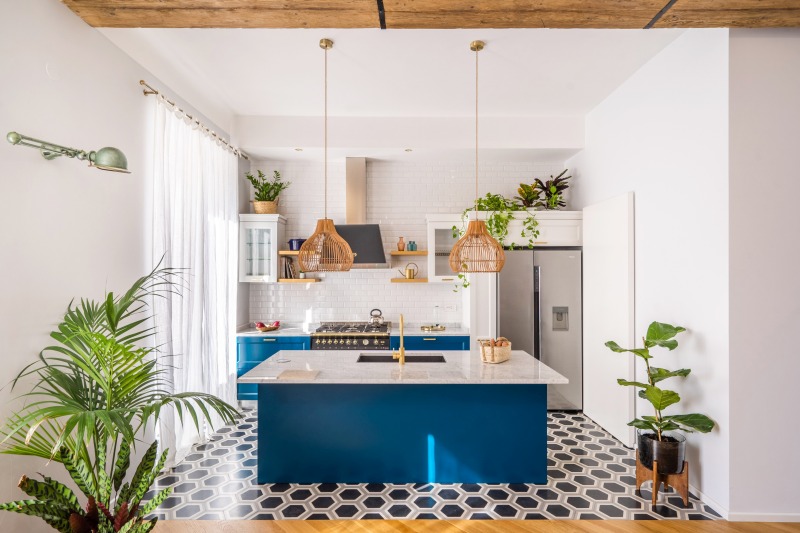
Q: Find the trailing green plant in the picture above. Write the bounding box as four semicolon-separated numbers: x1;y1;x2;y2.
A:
531;168;571;210
246;169;290;202
0;266;240;532
605;321;715;441
450;193;540;291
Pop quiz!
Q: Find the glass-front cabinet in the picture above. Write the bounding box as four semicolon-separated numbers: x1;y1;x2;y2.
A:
426;214;461;283
239;214;286;283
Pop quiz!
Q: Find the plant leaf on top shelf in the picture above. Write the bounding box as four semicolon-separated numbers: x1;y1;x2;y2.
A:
644;322;686;350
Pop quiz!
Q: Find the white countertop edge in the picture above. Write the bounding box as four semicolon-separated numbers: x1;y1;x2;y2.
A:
238;349;568;385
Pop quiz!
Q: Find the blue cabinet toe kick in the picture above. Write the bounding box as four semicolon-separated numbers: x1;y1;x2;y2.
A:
257;384;547;484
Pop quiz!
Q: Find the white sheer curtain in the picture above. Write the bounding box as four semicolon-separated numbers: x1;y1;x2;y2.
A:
151;96;239;466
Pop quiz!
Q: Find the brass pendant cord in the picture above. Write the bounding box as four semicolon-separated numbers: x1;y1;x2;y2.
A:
324;43;328;220
474;45;479;220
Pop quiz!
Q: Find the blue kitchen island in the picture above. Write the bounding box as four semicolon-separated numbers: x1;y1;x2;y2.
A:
238;349;567;484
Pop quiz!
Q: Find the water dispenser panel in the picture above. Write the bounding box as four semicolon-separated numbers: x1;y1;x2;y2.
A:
553;306;569;331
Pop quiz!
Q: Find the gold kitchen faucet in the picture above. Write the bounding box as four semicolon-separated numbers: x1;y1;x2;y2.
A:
392;314;405;365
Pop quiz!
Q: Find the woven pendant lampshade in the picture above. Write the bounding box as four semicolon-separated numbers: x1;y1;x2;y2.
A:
298;38;354;273
449;40;505;274
299;218;354;272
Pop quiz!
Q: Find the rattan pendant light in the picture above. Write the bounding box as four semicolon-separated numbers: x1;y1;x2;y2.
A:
298;38;354;273
449;41;505;274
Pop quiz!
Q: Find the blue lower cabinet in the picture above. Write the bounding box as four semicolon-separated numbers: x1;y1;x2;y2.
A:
237;336;310;400
390;335;470;351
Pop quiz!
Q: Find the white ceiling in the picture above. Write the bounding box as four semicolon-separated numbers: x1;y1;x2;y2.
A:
102;28;684;121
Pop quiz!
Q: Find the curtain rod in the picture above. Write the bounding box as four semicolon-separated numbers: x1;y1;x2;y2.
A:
139;80;249;160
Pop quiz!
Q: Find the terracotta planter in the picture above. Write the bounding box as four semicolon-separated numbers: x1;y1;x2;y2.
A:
253;200;278;214
637;430;686;474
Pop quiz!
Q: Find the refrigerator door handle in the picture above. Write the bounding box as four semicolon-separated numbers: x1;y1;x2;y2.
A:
534;265;542;361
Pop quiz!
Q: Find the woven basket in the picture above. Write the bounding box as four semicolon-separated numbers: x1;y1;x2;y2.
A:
478;337;511;364
253;200;278;214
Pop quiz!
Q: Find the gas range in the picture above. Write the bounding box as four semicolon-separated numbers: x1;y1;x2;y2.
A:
311;322;391;350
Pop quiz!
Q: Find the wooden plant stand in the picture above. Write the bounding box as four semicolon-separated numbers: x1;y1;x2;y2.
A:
635;450;689;506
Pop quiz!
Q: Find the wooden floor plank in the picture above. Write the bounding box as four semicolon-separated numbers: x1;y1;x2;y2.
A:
153;520;800;533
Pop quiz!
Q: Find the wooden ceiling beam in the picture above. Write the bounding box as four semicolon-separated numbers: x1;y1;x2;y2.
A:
59;0;800;28
383;0;665;29
60;0;380;28
653;0;800;28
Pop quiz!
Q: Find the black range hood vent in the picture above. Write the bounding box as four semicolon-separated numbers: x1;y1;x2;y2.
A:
334;224;387;268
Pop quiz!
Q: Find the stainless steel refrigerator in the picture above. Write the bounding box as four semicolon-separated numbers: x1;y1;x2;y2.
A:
497;249;582;411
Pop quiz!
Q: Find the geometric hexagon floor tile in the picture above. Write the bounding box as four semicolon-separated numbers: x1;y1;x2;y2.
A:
145;411;721;521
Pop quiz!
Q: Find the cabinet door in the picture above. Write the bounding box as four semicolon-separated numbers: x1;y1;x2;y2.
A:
237;336;310;399
391;336;470;350
239;215;286;283
426;217;461;283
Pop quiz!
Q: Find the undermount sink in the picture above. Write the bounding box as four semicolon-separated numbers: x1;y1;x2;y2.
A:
357;353;447;363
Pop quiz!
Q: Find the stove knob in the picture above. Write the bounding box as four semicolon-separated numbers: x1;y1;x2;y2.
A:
345;339;351;345
332;339;338;345
362;339;369;346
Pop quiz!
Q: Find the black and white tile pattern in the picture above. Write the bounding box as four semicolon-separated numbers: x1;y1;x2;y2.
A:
146;411;720;520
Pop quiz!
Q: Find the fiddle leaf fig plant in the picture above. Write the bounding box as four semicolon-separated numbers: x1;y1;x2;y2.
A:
605;321;715;441
0;266;240;532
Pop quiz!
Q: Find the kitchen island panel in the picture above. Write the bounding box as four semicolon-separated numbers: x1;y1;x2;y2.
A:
257;383;546;484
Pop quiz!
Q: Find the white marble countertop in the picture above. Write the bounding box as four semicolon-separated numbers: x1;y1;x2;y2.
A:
236;323;470;337
238;349;568;385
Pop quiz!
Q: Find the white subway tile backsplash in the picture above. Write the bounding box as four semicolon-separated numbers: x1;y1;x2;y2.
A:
248;159;566;324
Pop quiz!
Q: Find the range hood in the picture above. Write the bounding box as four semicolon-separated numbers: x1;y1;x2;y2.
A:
335;157;388;268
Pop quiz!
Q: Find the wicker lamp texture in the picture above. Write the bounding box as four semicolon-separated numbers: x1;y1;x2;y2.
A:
449;219;506;273
298;219;354;272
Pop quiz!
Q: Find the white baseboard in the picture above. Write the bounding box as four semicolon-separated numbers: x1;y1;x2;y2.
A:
689;483;728;520
728;512;800;522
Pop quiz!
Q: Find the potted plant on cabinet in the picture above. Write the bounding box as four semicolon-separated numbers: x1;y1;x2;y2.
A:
0;266;239;532
605;321;715;474
526;168;572;210
246;169;290;214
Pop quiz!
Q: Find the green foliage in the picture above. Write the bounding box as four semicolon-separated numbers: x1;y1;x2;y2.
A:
529;168;571;210
605;321;715;441
515;183;541;207
0;265;240;531
246;169;290;201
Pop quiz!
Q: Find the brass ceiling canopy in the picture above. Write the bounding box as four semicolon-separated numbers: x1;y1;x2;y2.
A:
298;38;355;273
449;40;505;274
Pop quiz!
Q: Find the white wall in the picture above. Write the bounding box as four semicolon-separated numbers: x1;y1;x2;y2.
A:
247;159;567;325
728;29;800;521
567;30;730;513
0;2;232;530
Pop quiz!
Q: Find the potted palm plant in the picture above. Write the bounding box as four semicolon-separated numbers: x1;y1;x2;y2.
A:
246;169;290;214
605;321;715;474
0;266;239;532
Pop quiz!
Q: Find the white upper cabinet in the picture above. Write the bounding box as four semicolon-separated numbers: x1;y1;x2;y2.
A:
426;215;462;283
239;214;286;283
511;211;583;248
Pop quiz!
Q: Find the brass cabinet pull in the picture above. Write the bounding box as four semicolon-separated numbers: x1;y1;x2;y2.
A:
441;278;454;281
422;338;437;341
262;338;277;342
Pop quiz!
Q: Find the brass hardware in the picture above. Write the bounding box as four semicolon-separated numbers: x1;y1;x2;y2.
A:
420;325;446;332
422;338;436;341
470;40;485;52
441;277;454;281
319;38;333;49
392;314;406;366
262;338;277;342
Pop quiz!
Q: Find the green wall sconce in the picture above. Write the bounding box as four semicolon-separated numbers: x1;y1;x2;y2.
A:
6;131;130;173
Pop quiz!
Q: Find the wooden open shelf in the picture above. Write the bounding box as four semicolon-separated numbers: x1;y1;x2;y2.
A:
278;278;319;283
390;250;428;256
390;278;428;283
278;250;300;256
